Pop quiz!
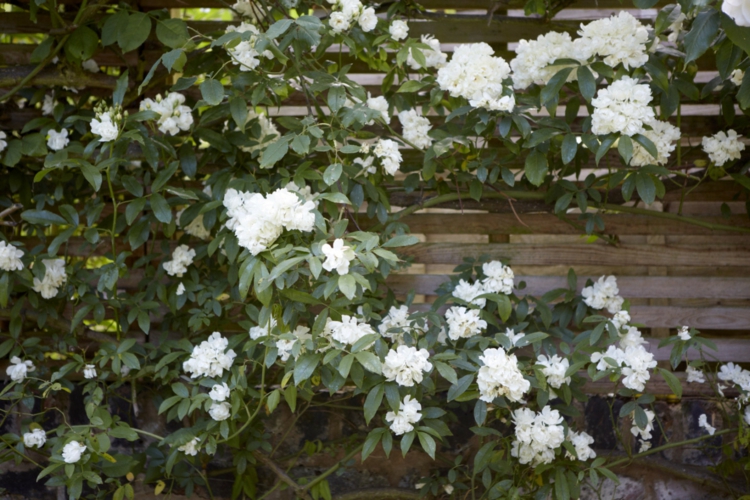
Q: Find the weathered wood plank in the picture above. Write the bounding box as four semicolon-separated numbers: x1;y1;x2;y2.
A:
364;213;750;235
399;243;750;266
386;275;750;299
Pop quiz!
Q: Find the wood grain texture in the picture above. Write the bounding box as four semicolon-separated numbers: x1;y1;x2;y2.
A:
398;243;750;266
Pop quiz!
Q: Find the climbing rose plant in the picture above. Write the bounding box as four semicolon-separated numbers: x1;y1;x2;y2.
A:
1;0;750;498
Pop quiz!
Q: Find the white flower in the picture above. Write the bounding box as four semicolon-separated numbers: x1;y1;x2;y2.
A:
744;407;750;426
686;365;705;384
373;139;402;175
82;59;99;73
591;77;655;137
731;69;745;86
443;485;454;495
510;31;589;90
406;35;447;70
398;109;432;149
718;362;750;392
183;332;237;379
677;326;691;341
576;11;649;69
6;357;35;382
358;7;377;31
178;437;200;456
610;310;631;331
322;238;356;275
91;112;119;142
482;261;514;295
382;345;432;387
366;94;389;123
250;318;277;340
120;365;131;377
452;279;487;308
378;305;421;343
723;0;750;27
209;383;231;402
0;131;6;152
223;188;315;255
566;430;596;461
329;11;351;33
698;414;716;436
225;23;273;71
444;306;486;340
630;120;681;166
241;109;280;153
389;20;408;40
630;408;655;442
32;258;67;299
511;406;565;466
23;429;46;448
702;130;746;166
41;94;55;116
581;275;623;314
176;282;186;296
437;43;514;111
209;402;231;421
163;244;196;278
276;326;312;362
47;129;69;151
620;345;657;392
619;326;647;349
385;395;421;435
62;441;87;463
0;241;24;271
176;209;211;240
284;182;317;206
503;328;525;348
478;347;530;403
83;364;97;379
537;354;571;389
140;93;193;136
328;315;375;345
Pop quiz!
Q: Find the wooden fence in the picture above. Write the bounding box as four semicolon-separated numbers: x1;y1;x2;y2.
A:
1;0;749;396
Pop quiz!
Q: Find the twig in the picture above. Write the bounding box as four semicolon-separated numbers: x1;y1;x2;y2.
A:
252;450;313;500
0;203;23;227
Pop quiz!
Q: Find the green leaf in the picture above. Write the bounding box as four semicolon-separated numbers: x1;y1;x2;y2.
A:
125;198;146;225
363;384;384;423
382;235;418;248
230;96;248;131
113;70;129;106
540;67;573;105
0;273;9;309
338;274;356;299
266;19;294;39
81;162;102;191
118;12;152;53
266;389;280;413
447;374;474;402
632;133;658;160
722;13;750;56
161;49;186;72
102;10;128;47
156;18;188;49
397;80;428;93
561;134;578;165
200;78;224;106
21;209;66;226
434;361;457;385
260;139;289;168
361;428;383;462
683;10;719;64
323;163;343;185
294;353;321;386
577;65;596;102
327;86;346;112
659;368;682;398
355;351;381;374
617;135;634;165
635;172;656;204
473;441;495;474
150;193;172;223
65;25;98;61
417;431;436;459
524;150;548;187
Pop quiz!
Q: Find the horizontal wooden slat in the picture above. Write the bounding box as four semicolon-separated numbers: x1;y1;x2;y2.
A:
372;214;750;236
386;275;750;300
399;243;750;266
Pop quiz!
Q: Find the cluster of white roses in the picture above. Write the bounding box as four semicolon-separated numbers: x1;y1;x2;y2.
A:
536;354;571;395
718;362;750;403
139;92;194;136
398;109;433;150
591;326;657;392
208;382;232;421
477;347;530;403
701;129;746;167
326;0;377;34
406;35;447;70
6;356;35;382
32;258;67;299
324;315;376;345
163;244;196;278
276;326;312;362
385;395;422;435
512;12;649;90
510;406;566;466
225;22;274;71
183;332;236;379
630;408;656;451
436;42;515;112
378;305;422;344
0;241;24;272
90;110;119;142
581;275;624;314
566;430;597;461
223;187;316;255
382;345;432;387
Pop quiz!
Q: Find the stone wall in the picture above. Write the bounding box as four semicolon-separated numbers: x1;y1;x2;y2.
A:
0;387;744;500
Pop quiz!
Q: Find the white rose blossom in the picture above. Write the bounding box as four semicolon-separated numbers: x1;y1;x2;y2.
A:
328;315;375;345
385;395;421;435
566;430;597;461
698;414;716;436
389;20;408;40
482;261;514;295
163;244;196;278
209;402;232;421
0;131;7;152
23;429;47;448
398;109;432;150
6;357;35;382
591;77;655;137
178;437;200;456
183;332;237;379
382;345;433;387
444;306;487;340
686;365;705;384
83;364;97;379
209;383;231;402
32;258;67;299
452;279;487;308
0;241;24;272
406;35;447;70
276;326;312;362
723;0;750;27
477;347;530;403
321;238;356;275
511;406;565;466
90;111;119;142
46;129;69;151
702;130;745;167
62;441;87;464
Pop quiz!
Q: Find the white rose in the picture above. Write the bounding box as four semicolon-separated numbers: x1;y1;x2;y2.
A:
209;382;231;402
389;20;408;40
209;402;231;421
83;364;97;379
23;429;47;448
62;441;87;463
47;129;69;151
723;0;750;27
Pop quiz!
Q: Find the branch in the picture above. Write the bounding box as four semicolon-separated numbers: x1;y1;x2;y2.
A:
252;450;313;500
302;443;364;492
0;66;119;90
0;203;23;227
